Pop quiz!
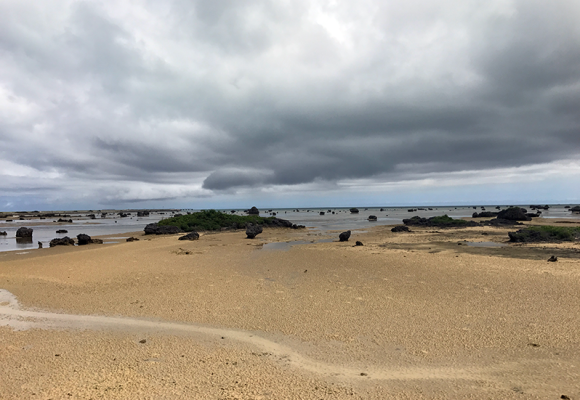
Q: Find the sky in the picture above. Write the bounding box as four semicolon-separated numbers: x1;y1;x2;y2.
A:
1;0;579;211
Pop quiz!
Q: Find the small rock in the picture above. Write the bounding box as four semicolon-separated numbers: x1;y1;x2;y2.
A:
368;215;377;221
548;255;558;262
391;225;410;233
355;241;363;246
38;241;43;249
49;237;75;247
126;237;140;242
56;229;68;234
339;230;351;242
139;339;146;344
179;232;200;241
0;231;7;236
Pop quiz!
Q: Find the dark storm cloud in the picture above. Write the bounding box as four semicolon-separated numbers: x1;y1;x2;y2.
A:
0;0;579;206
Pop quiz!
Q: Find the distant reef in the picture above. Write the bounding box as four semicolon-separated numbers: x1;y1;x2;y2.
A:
146;209;304;234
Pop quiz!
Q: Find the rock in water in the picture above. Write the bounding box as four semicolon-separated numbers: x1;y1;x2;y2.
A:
179;232;200;241
339;230;351;242
497;207;531;221
38;241;43;249
16;227;33;238
126;237;140;242
391;225;410;232
77;234;93;245
56;229;68;234
368;215;377;221
349;208;359;214
49;237;75;247
246;223;263;239
0;231;6;236
247;206;260;215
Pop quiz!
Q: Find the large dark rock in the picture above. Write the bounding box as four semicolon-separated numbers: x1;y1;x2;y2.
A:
472;212;499;218
144;223;182;235
368;215;377;221
339;230;351;242
391;225;410;232
570;206;580;213
50;237;75;247
77;234;93;245
497;207;531;221
16;227;33;238
179;232;200;241
349;208;359;214
246;223;263;239
247;206;260;215
319;212;325;215
0;231;6;236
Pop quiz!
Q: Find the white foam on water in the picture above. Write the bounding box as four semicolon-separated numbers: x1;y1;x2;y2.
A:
0;288;486;382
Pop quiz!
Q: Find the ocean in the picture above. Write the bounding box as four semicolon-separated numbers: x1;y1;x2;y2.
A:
1;205;578;253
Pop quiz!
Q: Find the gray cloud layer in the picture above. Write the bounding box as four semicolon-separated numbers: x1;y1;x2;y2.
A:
1;0;579;207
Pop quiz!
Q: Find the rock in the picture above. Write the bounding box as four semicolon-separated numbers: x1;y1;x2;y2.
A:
247;206;260;215
548;255;558;262
58;218;73;223
339;230;351;242
88;214;96;219
482;218;523;226
56;229;68;234
391;225;410;232
77;234;93;245
179;232;200;241
350;208;359;214
91;238;103;244
126;237;139;242
139;339;147;344
16;227;33;238
380;208;385;211
508;227;579;243
570;206;580;213
246;223;263;239
49;237;75;247
368;215;377;221
0;231;6;236
38;241;43;249
355;241;363;246
319;211;325;215
144;223;182;235
137;211;150;217
497;207;531;221
472;212;498;218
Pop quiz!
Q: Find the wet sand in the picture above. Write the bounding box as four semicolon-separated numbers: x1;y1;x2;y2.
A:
1;224;580;399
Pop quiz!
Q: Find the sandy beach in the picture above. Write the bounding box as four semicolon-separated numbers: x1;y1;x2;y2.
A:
1;223;580;399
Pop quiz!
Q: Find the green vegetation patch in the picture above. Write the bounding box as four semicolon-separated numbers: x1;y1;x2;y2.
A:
508;225;580;242
403;215;478;228
158;209;276;232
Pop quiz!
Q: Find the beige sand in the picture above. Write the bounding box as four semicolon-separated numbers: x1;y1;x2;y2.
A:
1;225;580;399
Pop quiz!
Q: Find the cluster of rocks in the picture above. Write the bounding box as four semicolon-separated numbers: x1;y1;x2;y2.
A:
391;225;410;232
144;224;182;235
570;206;580;213
49;233;103;247
137;211;150;217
